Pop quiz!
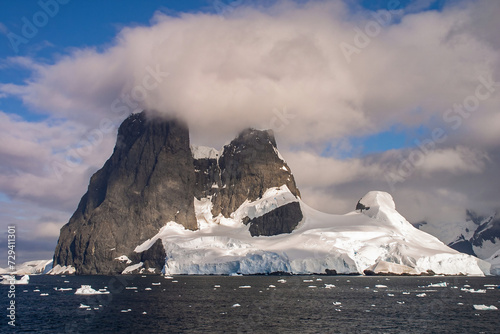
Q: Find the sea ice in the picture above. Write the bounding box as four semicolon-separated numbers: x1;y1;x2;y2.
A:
427;282;448;288
375;285;387;288
239;286;251;289
416;293;427;297
473;305;498;311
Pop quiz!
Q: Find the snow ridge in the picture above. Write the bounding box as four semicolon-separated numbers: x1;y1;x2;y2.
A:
127;190;489;276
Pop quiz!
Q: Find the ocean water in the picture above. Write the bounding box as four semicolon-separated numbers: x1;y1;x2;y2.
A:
1;275;499;333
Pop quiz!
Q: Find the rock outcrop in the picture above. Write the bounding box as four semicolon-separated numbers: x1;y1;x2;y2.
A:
245;202;303;237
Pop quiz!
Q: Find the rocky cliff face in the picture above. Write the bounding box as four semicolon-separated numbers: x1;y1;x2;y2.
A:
194;128;300;217
53;112;303;274
53;112;197;274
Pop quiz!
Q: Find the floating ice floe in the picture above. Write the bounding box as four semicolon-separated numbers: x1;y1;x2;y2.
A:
473;305;498;311
145;288;152;291
269;285;276;288
55;287;73;291
332;302;342;306
239;286;251;289
308;286;317;288
79;304;90;309
40;293;49;296
164;276;174;279
461;288;486;293
316;279;322;281
387;294;394;297
121;309;132;313
214;285;221;288
416;293;427;297
324;284;335;289
397;301;405;304
375;285;387;288
427;282;448;288
277;279;286;283
232;304;241;308
152;283;161;286
303;280;313;283
33;289;40;292
402;292;410;295
75;285;110;295
125;287;137;290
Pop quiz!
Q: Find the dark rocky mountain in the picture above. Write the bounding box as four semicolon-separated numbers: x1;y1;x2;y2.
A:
194;128;300;217
450;210;500;259
53;112;303;275
53;112;197;274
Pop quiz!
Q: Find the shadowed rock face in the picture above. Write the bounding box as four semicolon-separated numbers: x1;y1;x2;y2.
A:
195;128;301;218
53;112;197;275
245;202;303;237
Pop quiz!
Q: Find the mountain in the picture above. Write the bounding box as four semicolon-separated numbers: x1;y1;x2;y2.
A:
415;210;500;274
51;112;490;276
52;112;302;275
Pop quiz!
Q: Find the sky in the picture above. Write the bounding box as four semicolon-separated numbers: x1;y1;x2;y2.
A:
0;0;499;263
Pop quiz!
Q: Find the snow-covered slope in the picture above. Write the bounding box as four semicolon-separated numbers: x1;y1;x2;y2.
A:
123;189;489;276
0;260;53;275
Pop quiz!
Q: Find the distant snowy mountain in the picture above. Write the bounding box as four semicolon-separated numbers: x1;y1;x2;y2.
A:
415;210;500;274
52;112;491;276
0;260;53;275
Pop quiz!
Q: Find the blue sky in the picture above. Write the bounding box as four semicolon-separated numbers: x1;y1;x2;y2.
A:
1;0;499;263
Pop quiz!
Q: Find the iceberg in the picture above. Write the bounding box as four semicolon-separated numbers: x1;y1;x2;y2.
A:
75;285;110;295
427;282;448;288
0;274;29;285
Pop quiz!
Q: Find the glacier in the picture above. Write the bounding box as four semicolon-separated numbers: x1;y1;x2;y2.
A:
123;188;490;276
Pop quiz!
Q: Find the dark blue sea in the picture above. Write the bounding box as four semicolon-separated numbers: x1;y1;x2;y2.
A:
1;275;499;333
